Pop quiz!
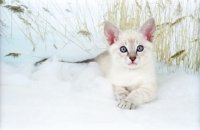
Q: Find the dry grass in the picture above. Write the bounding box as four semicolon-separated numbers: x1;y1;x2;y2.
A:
5;53;21;58
2;0;199;73
4;5;24;13
0;0;4;5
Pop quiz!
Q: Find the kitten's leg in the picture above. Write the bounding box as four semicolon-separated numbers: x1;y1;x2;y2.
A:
113;86;129;101
118;85;157;110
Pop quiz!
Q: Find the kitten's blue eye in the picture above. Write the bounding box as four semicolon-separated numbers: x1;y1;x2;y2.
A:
120;46;127;53
137;45;144;52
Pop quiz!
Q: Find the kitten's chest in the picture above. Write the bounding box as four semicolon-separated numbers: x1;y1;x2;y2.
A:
107;68;141;87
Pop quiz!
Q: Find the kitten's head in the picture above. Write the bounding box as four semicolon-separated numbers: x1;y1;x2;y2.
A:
104;18;156;69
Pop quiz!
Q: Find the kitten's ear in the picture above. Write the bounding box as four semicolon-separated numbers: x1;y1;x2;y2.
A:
104;21;120;45
138;18;156;42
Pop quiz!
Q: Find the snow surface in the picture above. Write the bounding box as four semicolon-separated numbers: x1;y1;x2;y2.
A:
1;57;199;130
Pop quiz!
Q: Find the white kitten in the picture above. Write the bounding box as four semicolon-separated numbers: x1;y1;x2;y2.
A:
34;18;157;110
94;18;157;110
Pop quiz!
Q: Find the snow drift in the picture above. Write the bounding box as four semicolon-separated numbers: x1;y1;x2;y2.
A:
1;58;199;130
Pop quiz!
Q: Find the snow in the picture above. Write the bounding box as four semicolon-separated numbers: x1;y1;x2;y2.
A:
1;58;199;130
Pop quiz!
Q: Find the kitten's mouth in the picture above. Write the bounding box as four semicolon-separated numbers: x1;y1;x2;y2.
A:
128;62;137;65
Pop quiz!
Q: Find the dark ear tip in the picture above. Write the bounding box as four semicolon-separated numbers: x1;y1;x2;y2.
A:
148;17;154;20
104;21;110;29
104;21;113;26
149;17;154;20
148;18;155;23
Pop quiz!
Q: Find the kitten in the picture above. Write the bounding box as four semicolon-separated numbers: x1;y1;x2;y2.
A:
94;18;157;110
34;18;157;110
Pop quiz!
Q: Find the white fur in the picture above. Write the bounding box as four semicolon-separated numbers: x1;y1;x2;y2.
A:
95;18;157;110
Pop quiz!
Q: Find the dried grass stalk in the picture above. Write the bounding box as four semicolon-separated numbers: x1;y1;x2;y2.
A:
4;5;24;13
77;30;91;36
171;50;185;59
5;53;21;58
0;0;4;5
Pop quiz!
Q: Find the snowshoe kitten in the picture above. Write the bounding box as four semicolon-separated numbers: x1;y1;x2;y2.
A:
34;18;157;110
94;18;157;109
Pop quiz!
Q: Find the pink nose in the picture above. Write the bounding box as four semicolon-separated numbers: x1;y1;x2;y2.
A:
130;57;136;62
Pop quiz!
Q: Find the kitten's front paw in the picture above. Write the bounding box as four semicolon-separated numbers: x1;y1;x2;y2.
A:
115;93;128;101
118;100;136;110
